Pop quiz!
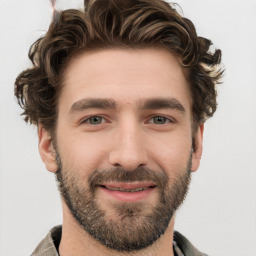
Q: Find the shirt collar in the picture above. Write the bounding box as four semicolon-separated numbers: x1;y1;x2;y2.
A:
31;226;206;256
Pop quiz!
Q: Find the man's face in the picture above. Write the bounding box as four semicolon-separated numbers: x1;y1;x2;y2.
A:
39;48;203;251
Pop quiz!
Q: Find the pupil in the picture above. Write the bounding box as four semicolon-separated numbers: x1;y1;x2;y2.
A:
154;116;165;124
91;116;101;124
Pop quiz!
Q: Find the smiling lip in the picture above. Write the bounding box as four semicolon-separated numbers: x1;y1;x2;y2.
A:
98;182;156;202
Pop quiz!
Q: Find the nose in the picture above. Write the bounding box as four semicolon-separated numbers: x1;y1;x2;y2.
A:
108;121;149;171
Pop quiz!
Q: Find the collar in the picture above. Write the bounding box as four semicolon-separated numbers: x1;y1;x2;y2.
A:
31;226;207;256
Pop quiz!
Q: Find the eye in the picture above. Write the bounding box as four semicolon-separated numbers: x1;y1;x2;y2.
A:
149;116;171;125
83;116;105;125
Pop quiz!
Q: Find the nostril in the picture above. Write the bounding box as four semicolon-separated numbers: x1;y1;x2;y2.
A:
113;163;122;167
109;149;149;171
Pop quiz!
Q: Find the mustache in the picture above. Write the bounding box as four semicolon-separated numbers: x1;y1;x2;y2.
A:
88;167;168;191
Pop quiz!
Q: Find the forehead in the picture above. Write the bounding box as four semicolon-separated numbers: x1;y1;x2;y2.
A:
60;47;191;111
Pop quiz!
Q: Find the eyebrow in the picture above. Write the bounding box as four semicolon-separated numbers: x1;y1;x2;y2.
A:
141;98;186;113
69;97;186;113
70;98;117;113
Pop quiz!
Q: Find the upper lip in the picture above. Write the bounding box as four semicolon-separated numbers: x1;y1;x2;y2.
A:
99;182;156;190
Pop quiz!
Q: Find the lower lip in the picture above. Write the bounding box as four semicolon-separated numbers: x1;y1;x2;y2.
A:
99;187;155;202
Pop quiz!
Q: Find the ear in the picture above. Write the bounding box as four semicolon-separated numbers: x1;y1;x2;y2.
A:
38;125;58;173
191;124;204;172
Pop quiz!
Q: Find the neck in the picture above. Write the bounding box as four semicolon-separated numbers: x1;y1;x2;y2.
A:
59;202;175;256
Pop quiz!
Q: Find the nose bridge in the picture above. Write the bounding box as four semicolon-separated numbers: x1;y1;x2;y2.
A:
109;114;148;170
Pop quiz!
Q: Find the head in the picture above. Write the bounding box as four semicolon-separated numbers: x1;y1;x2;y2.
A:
15;0;223;253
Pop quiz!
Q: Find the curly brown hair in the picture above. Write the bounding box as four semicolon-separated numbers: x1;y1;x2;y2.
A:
15;0;223;134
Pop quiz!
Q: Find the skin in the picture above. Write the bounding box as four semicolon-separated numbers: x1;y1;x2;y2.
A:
38;48;204;256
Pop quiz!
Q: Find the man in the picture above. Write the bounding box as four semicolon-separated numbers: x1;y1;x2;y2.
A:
15;0;223;255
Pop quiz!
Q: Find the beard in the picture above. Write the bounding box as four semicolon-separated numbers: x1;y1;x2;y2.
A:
55;152;192;252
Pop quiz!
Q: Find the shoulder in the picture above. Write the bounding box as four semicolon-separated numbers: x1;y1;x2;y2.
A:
174;231;208;256
30;226;61;256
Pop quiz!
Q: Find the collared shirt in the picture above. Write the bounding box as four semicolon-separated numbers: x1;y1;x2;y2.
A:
31;226;207;256
173;240;185;256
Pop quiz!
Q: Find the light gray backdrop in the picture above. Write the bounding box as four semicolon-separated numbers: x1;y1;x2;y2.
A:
0;0;256;255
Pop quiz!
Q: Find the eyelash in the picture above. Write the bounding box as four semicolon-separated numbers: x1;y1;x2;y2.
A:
81;116;107;125
80;115;175;125
148;115;174;125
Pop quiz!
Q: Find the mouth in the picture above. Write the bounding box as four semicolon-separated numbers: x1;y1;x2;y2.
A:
98;182;157;202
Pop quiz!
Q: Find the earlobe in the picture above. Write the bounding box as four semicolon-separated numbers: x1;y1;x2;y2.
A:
38;125;58;173
191;124;204;172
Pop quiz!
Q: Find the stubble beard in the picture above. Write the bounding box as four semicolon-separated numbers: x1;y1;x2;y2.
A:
55;152;192;252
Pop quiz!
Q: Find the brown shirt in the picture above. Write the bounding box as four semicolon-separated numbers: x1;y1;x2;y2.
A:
31;226;208;256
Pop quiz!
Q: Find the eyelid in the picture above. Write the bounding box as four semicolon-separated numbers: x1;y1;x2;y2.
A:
147;114;176;124
80;115;107;125
78;114;176;126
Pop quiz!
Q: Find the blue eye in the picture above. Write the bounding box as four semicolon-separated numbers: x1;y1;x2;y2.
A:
86;116;104;125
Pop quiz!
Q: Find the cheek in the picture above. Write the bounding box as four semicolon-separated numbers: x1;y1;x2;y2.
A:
57;132;110;175
148;132;192;176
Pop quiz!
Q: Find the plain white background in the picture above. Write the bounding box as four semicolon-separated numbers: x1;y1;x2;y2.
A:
0;0;256;255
